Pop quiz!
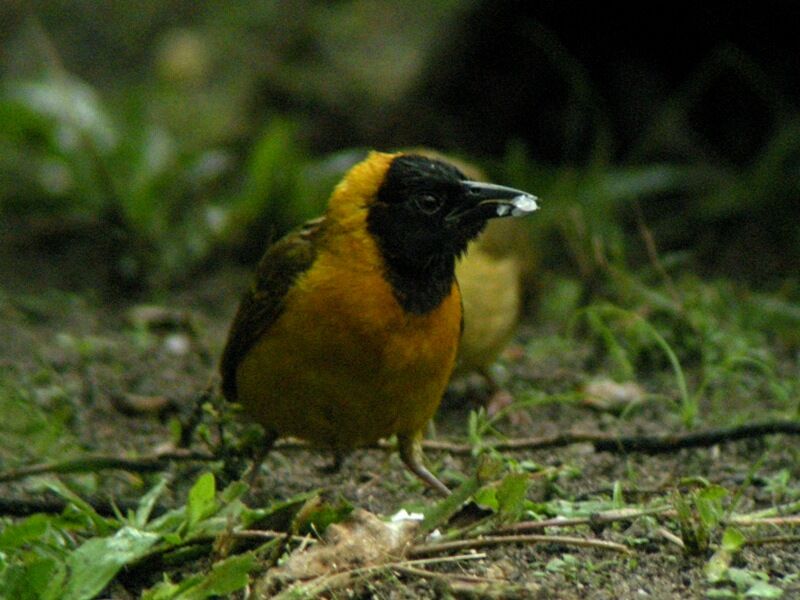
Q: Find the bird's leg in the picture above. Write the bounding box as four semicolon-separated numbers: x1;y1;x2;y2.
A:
245;430;278;489
398;431;450;496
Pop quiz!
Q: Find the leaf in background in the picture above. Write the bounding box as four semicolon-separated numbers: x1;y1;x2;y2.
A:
3;76;121;213
473;472;531;521
695;485;728;530
241;490;320;532
142;553;257;600
9;77;118;154
595;164;703;202
133;477;170;528
0;555;66;600
122;126;179;235
293;497;354;536
187;472;217;528
420;454;503;535
706;527;746;583
62;526;160;600
494;472;532;519
0;513;51;551
0;382;79;466
45;479;118;535
226;117;302;233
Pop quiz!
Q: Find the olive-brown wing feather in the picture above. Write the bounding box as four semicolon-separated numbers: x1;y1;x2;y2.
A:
220;218;323;401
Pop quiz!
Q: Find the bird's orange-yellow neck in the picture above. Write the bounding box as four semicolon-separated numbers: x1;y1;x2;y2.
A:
326;151;399;229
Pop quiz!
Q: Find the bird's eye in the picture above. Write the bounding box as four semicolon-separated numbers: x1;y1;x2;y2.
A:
414;194;443;214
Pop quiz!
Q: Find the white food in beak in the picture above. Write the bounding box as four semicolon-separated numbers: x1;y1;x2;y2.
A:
510;194;539;216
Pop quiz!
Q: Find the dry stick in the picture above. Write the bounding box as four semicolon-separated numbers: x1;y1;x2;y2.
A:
232;530;316;544
737;500;800;520
393;565;507;586
656;527;686;550
494;506;672;535
408;533;632;558
731;515;800;527
497;511;800;537
422;421;800;455
2;421;799;484
392;565;534;596
744;535;800;546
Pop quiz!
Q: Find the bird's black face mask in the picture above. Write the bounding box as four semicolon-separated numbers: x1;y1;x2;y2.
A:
367;154;538;313
369;154;538;268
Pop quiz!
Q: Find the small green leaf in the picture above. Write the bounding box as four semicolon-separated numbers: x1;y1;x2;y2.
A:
185;553;257;599
421;478;479;535
473;486;499;512
0;514;51;550
745;580;784;598
296;499;354;536
728;568;765;588
142;553;257;600
495;472;531;519
62;526;160;600
706;527;747;583
0;556;66;600
721;527;746;552
612;481;624;508
135;478;169;528
220;481;248;504
45;480;117;534
142;574;201;600
696;485;728;529
706;547;733;584
187;472;217;527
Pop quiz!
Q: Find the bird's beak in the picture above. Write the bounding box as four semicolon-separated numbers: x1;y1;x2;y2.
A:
446;181;540;224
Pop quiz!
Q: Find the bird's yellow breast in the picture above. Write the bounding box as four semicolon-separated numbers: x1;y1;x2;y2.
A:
235;225;462;452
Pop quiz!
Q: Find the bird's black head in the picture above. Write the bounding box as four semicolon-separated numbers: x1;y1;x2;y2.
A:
366;153;538;313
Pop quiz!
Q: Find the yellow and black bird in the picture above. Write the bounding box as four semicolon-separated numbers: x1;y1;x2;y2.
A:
220;151;538;495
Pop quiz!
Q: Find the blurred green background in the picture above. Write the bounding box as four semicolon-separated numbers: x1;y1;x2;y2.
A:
1;1;798;299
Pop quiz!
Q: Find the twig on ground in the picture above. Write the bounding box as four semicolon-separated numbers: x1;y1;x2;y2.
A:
408;533;632;557
730;515;800;528
655;527;685;550
392;565;534;597
743;535;800;546
392;564;505;585
232;530;316;544
493;506;672;535
421;421;800;455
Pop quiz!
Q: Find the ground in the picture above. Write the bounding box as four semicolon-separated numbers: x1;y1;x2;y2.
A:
1;262;798;599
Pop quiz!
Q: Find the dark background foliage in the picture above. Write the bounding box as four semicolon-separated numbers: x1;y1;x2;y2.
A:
1;1;798;290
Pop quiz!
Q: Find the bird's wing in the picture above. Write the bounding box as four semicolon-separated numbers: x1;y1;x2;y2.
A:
220;217;325;401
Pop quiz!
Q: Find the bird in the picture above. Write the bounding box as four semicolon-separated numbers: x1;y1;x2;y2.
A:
453;221;525;411
220;151;539;495
405;150;535;419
